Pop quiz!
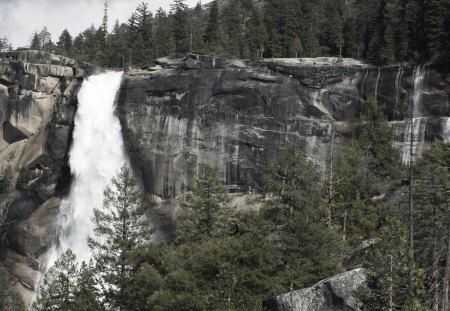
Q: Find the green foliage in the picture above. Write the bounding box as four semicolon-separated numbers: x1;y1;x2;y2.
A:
87;164;150;310
360;97;402;180
22;0;447;67
413;142;450;310
176;165;232;242
259;145;342;292
56;29;73;56
260;145;323;222
32;250;79;311
357;218;425;311
0;267;25;311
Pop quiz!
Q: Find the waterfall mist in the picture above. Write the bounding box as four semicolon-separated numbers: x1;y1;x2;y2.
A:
47;71;126;267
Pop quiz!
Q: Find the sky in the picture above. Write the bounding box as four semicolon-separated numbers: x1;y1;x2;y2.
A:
0;0;213;48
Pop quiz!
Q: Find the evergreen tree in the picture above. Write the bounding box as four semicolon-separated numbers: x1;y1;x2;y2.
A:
423;0;447;61
87;164;150;311
30;32;41;50
32;250;79;311
246;6;268;58
260;145;322;222
176;165;232;243
203;0;224;53
39;26;53;51
358;218;425;311
56;29;73;56
106;20;129;69
259;146;341;291
170;0;189;53
153;8;175;58
189;2;205;53
414;142;450;310
73;261;101;311
291;36;303;58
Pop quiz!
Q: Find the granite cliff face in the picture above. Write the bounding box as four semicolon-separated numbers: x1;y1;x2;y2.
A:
0;50;85;302
117;55;449;228
0;52;449;303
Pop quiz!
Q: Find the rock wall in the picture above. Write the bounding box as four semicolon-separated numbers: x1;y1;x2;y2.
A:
263;268;367;311
0;50;85;303
118;55;449;200
0;52;448;303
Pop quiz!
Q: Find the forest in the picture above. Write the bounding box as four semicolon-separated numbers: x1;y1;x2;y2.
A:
1;0;449;67
0;0;450;310
0;99;446;310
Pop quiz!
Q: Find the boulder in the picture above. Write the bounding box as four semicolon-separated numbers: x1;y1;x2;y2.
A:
8;197;60;258
264;268;367;311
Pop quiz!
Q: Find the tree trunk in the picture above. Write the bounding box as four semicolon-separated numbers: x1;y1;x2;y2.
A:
343;208;347;241
389;254;394;311
432;207;440;311
327;128;335;228
442;226;450;311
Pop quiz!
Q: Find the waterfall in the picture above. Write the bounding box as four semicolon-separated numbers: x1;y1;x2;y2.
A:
401;65;425;165
374;67;381;101
394;66;403;113
444;118;450;142
47;71;125;267
360;69;369;101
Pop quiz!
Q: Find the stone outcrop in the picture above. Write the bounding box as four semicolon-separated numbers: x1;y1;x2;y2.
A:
117;55;449;237
264;268;367;311
0;50;85;304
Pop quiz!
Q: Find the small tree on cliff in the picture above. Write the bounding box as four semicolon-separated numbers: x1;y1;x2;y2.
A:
176;165;232;243
87;164;151;310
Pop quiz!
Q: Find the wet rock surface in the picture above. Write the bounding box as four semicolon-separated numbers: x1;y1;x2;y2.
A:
118;56;449;223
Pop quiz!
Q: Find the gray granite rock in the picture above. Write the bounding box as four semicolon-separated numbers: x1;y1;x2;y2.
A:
264;268;366;311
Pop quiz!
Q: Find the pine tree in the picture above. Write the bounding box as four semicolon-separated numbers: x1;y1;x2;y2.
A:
170;0;189;53
56;29;73;56
260;145;322;222
30;32;41;50
176;165;232;243
246;6;268;58
413;142;450;310
32;250;79;311
153;8;174;58
423;0;447;61
291;36;303;58
87;164;150;311
358;218;425;311
39;27;52;51
222;0;245;57
203;0;223;53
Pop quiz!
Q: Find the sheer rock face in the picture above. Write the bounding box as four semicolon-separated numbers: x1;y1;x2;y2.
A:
0;50;84;303
264;268;367;311
0;52;448;303
118;55;449;202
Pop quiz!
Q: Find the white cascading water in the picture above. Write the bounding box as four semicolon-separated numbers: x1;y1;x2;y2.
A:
394;66;403;112
401;65;425;165
374;67;381;101
47;71;126;267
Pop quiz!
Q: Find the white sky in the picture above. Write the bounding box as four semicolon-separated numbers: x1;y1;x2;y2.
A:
0;0;213;48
